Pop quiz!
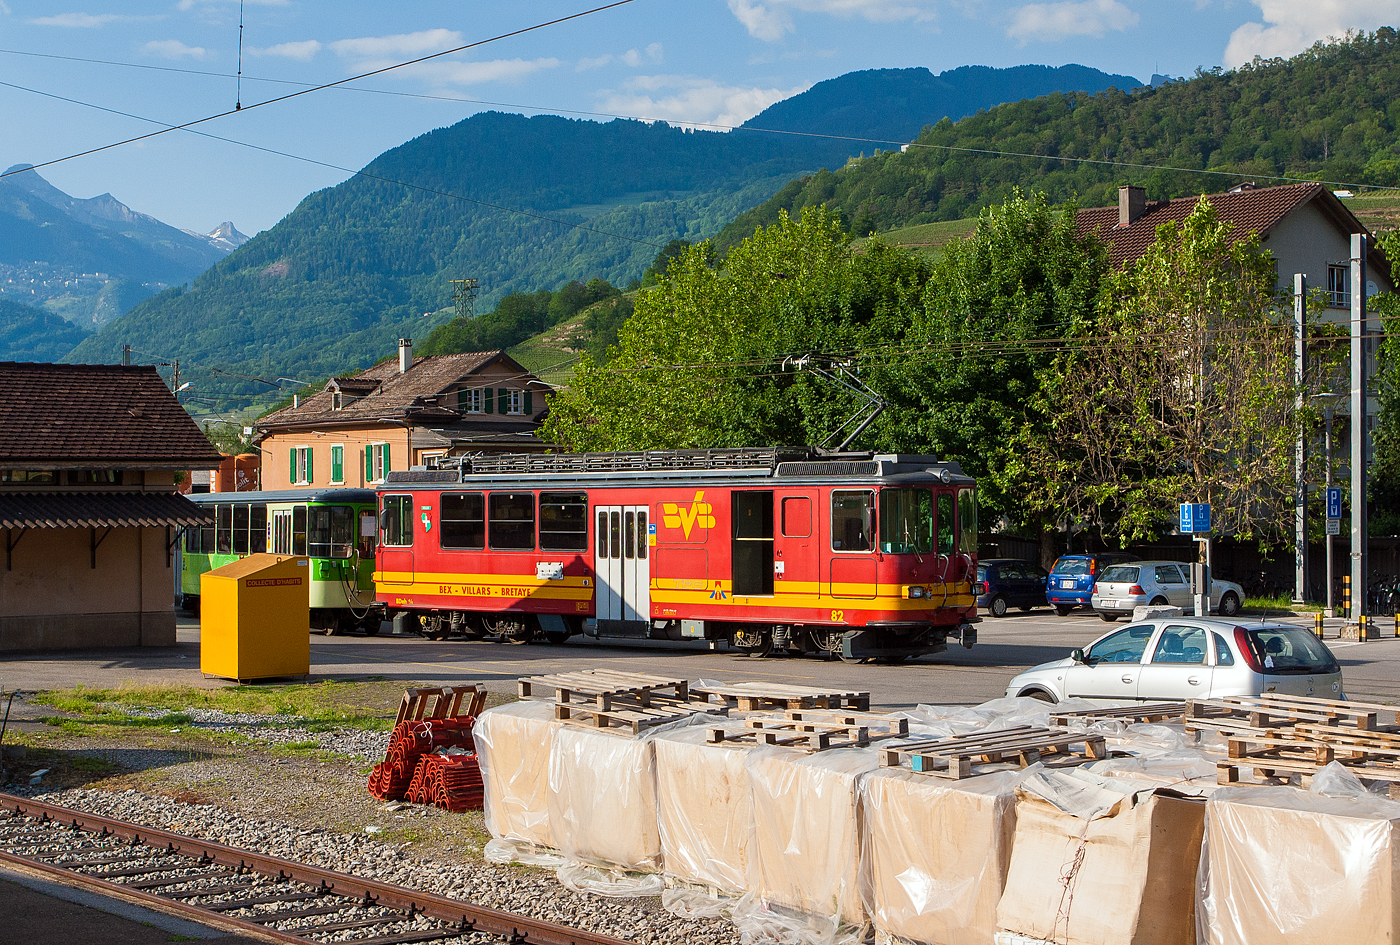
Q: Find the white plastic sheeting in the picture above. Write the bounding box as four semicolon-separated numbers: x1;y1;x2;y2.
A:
1197;763;1400;945
547;723;662;873
653;720;754;897
472;701;562;864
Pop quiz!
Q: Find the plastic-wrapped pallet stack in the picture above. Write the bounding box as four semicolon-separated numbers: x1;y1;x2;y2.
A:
862;767;1029;945
472;701;563;864
547;723;663;874
1197;764;1400;945
994;769;1205;945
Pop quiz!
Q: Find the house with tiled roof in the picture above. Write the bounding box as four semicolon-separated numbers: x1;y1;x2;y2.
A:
0;362;222;650
1078;183;1395;310
253;339;551;490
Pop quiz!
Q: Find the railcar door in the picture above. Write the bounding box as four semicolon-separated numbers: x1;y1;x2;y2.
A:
594;505;650;634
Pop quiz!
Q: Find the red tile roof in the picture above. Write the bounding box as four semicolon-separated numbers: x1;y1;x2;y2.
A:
0;362;222;468
1077;183;1392;283
257;351;545;430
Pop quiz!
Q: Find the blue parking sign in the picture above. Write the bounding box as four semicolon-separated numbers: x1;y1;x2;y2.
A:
1327;487;1342;520
1180;502;1211;534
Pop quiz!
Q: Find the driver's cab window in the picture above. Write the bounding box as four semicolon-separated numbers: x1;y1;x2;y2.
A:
380;495;414;547
936;493;955;555
1085;624;1155;663
831;491;874;552
1151;624;1207;664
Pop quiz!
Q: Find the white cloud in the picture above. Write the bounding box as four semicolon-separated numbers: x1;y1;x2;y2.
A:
250;40;322;60
330;29;463;61
142;39;210;59
27;11;135;26
1005;0;1138;44
1223;1;1400;68
599;75;809;129
727;0;937;40
576;42;664;71
358;58;561;86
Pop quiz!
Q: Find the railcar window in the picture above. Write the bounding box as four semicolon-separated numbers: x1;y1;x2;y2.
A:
624;511;636;559
781;496;811;538
597;510;608;558
250;505;267;553
380;496;413;547
540;492;588;552
216;505;232;555
489;493;535;550
309;506;331;558
232;504;250;555
441;494;486;550
958;487;977;558
199;514;215;554
831;491;874;552
878;489;933;554
637;510;648;560
610;511;621;558
936;494;955;555
292;505;308;555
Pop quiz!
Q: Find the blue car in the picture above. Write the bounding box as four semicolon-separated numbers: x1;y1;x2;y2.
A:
1045;552;1138;616
977;558;1051;617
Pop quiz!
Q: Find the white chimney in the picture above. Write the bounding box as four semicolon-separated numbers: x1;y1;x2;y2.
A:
399;337;412;374
1119;185;1147;227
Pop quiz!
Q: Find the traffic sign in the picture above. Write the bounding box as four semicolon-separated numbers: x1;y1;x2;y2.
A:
1180;503;1211;534
1326;518;1341;536
1327;487;1343;521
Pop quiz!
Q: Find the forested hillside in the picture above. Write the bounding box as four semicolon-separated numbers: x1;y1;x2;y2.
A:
0;299;92;361
717;30;1400;252
64;63;1136;409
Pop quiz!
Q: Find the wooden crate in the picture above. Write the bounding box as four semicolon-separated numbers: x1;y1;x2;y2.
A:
880;726;1108;779
688;681;870;712
1049;702;1186;727
395;685;487;725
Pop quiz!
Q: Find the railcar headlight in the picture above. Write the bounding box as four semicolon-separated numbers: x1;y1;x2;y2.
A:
908;586;925;599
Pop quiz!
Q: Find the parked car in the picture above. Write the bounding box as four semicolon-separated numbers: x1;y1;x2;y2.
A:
977;559;1051;617
1091;561;1243;621
1045;552;1138;616
1004;617;1343;704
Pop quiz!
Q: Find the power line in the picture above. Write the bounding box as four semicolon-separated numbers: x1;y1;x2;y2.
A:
0;0;640;182
0;44;1381;192
0;77;668;248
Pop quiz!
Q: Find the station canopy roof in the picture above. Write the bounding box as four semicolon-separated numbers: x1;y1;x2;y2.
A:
0;492;211;529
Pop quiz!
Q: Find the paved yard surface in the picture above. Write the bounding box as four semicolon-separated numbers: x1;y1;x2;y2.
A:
2;610;1394;709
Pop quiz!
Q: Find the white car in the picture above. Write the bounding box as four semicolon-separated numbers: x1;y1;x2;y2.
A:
1004;617;1343;704
1091;560;1243;622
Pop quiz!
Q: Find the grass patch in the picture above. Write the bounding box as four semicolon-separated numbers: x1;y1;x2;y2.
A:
1245;594;1321;614
36;680;403;731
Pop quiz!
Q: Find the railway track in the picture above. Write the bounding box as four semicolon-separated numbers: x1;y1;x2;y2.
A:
0;793;626;945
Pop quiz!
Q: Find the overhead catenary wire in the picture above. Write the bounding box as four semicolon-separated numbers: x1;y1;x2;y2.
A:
0;0;641;183
0;44;1382;192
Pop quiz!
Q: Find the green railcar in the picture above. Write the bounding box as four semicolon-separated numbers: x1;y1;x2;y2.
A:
181;489;381;634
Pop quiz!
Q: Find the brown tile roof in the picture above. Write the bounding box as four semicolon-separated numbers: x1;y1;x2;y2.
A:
257;351;546;430
0;362;223;468
0;491;211;529
1077;183;1392;282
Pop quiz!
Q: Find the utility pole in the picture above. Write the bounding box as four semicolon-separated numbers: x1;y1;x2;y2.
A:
1325;406;1335;615
1350;233;1369;623
172;359;181;399
450;279;480;320
121;344;131;366
1294;274;1307;603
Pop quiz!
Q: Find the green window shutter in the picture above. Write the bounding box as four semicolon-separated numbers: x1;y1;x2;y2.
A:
524;389;533;414
383;444;390;474
306;448;313;484
457;389;466;412
331;446;342;482
500;388;509;412
289;448;297;485
484;387;493;414
364;447;372;482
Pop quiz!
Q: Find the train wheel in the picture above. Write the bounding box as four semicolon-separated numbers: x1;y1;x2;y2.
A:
733;628;771;658
487;617;533;645
421;615;450;641
361;619;381;636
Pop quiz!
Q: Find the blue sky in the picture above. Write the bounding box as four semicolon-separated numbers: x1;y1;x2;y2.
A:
1;0;1396;235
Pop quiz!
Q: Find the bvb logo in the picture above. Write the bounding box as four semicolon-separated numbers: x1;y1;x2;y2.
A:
662;491;716;539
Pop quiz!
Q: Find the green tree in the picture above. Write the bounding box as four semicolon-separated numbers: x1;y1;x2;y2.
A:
893;191;1108;561
1369;234;1400;535
1034;196;1299;544
541;208;930;451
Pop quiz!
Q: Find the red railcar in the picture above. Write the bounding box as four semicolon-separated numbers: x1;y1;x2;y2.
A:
373;449;979;660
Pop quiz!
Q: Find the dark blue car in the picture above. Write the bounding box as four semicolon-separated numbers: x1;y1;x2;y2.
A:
977;558;1050;617
1045;552;1138;616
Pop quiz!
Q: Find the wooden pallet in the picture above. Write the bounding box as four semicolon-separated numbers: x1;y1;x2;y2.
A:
1187;694;1399;733
707;715;891;751
395;686;488;726
777;709;908;736
557;696;726;735
517;669;689;708
688;682;870;712
1049;702;1186;727
880;726;1108;779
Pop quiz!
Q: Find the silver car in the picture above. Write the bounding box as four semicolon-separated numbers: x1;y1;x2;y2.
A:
1091;560;1243;621
1004;617;1343;704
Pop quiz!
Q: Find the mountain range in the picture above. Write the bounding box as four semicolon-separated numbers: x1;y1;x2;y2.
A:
0;164;245;330
58;62;1140;404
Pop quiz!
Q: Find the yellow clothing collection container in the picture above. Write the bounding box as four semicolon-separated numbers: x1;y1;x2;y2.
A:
200;553;311;682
